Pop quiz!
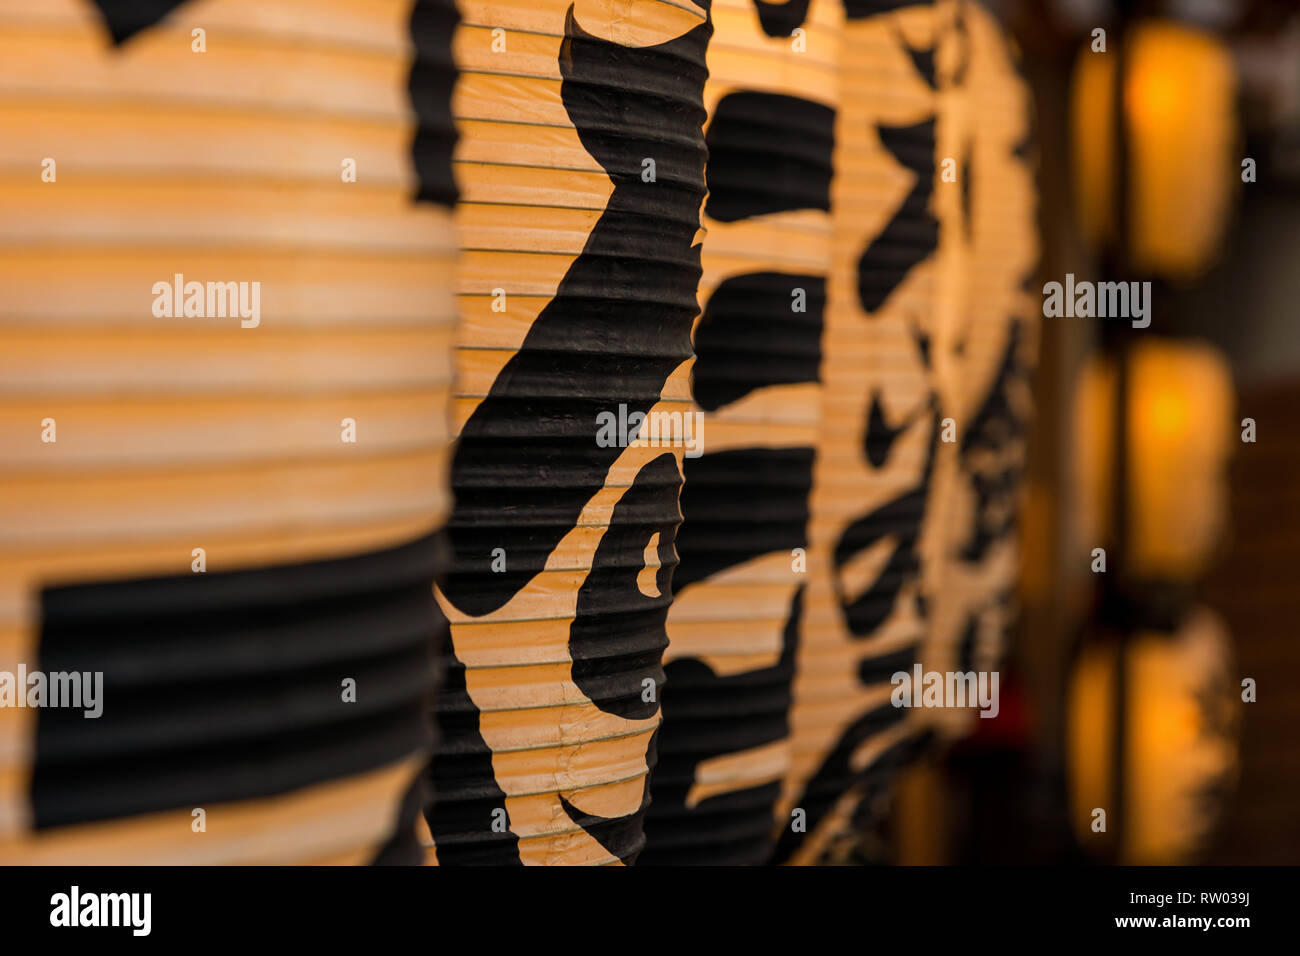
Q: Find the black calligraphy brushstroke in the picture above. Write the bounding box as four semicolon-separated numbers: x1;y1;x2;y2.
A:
693;273;824;411
839;725;930;838
833;475;929;637
89;0;191;44
650;76;822;859
704;92;834;223
642;586;802;864
897;30;936;89
751;0;813;37
834;408;938;638
559;731;657;865
858;643;918;684
915;327;932;366
958;321;1028;562
671;448;815;593
440;4;712;618
774;411;938;860
961;146;973;241
431;5;712;860
569;453;681;721
858;120;938;315
767;701;914;864
32;533;444;828
863;391;909;468
843;0;929;19
409;0;461;207
424;651;523;865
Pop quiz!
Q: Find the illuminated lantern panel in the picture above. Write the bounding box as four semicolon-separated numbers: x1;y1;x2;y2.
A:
0;0;458;864
1072;340;1235;583
1071;20;1238;278
917;0;1039;741
639;0;839;865
424;0;710;866
1067;607;1240;864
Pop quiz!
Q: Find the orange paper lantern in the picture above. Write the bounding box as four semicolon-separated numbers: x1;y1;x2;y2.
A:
0;0;458;864
640;0;840;865
423;0;711;865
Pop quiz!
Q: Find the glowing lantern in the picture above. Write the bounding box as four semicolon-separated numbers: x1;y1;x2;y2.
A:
918;0;1039;742
1067;606;1240;864
0;0;458;863
638;0;839;865
1071;20;1238;277
1073;339;1234;582
423;0;711;865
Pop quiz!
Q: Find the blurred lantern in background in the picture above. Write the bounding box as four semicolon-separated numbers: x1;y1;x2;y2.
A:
0;0;458;863
1066;326;1239;867
639;0;839;865
1071;19;1239;278
1067;606;1240;864
423;0;710;865
1062;3;1247;869
1072;339;1235;584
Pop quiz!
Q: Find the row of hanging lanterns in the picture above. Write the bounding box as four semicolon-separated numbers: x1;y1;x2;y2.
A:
0;0;1037;864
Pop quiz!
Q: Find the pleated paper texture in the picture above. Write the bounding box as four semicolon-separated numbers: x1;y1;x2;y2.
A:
772;0;933;866
771;0;1038;864
0;0;458;864
423;0;712;865
914;0;1039;741
639;0;840;865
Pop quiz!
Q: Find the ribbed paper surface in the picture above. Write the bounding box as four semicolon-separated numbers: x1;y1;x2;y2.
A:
0;0;457;864
640;0;839;866
424;0;712;865
774;0;1037;864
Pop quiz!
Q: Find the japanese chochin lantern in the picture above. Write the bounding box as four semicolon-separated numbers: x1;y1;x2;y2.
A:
639;0;840;865
0;0;458;864
1071;19;1238;278
774;0;1038;863
1072;339;1235;584
770;0;940;866
422;0;711;865
916;0;1039;742
1068;606;1240;864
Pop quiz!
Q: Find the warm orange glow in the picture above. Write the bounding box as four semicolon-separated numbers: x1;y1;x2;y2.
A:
1127;342;1234;580
1073;341;1234;582
1071;21;1238;277
1127;68;1180;127
1125;23;1237;278
1068;609;1239;864
1142;386;1190;440
1070;47;1117;252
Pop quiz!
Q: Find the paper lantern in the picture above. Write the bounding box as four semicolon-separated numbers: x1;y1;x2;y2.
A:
769;0;941;866
1072;339;1234;583
916;0;1039;740
768;0;1038;864
0;0;458;864
423;0;711;865
638;0;839;865
1071;20;1238;278
1067;606;1240;864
